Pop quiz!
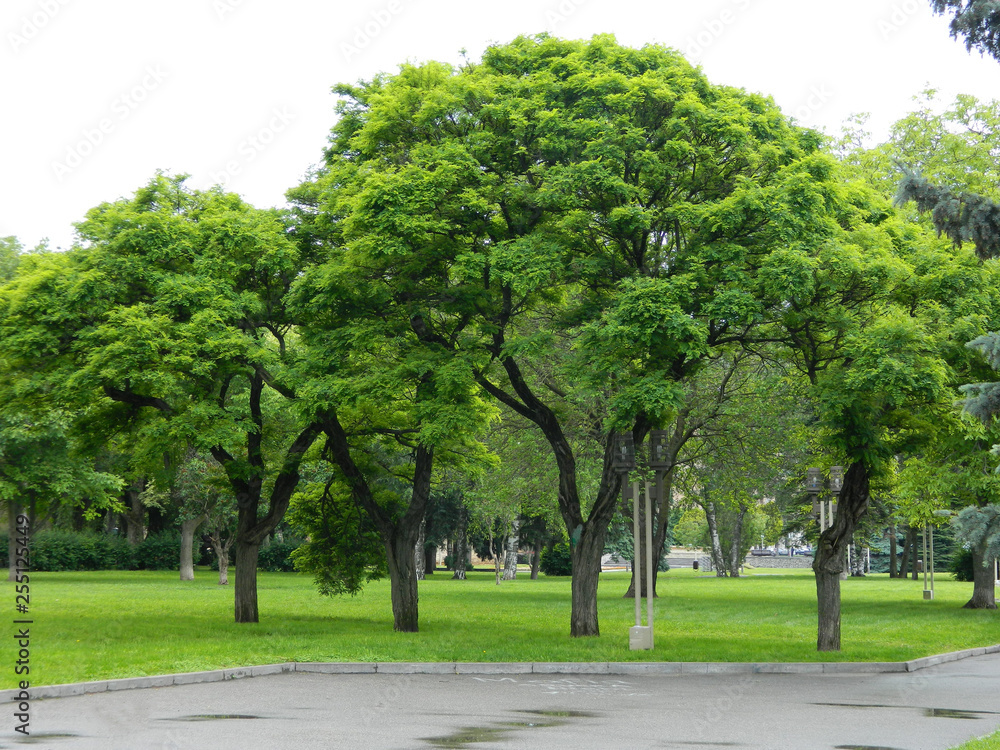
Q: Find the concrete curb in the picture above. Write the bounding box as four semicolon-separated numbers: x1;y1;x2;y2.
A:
5;645;998;703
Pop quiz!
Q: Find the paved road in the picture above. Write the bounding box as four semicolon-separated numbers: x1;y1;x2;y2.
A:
6;653;1000;749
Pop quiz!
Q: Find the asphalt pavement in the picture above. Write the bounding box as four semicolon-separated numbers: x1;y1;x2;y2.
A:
4;652;1000;750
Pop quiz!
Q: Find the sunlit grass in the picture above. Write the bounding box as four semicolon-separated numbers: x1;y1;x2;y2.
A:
949;729;1000;749
7;566;998;688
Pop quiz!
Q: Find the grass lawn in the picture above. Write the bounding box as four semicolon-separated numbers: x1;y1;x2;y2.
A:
950;730;1000;749
6;566;999;688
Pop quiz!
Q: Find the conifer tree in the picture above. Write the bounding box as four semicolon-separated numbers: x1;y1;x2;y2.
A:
930;0;1000;63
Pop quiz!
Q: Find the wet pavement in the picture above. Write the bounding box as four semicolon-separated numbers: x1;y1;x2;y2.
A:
4;652;1000;749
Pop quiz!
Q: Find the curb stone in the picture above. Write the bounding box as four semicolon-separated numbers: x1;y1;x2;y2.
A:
4;645;998;703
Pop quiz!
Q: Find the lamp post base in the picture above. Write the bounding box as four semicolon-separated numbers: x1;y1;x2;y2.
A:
629;625;653;650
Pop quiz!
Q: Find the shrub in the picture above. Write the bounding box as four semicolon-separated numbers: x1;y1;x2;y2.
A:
133;532;181;571
950;547;975;582
540;543;573;576
258;538;302;573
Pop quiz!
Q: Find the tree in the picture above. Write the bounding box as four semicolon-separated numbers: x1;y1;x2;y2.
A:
951;503;1000;608
0;174;323;623
303;34;858;637
930;0;1000;63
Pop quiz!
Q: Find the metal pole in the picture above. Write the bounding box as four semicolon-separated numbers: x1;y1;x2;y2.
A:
922;525;929;594
632;480;641;627
930;526;934;599
645;481;654;640
820;501;826;532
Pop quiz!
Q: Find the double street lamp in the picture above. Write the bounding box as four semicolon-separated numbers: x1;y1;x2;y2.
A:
614;431;671;651
807;466;843;532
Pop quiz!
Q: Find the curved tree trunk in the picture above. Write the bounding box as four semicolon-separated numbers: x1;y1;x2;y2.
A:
813;461;871;652
210;528;232;585
179;514;206;581
963;542;997;610
569;522;608;636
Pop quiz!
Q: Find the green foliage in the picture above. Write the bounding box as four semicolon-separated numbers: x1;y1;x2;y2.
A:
930;0;1000;63
288;466;387;596
951;504;1000;562
29;531;134;571
257;538;303;573
132;532;181;571
950;547;976;582
539;542;573;576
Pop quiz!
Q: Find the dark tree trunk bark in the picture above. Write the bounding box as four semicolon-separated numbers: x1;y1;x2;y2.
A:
898;525;911;581
813;462;871;652
147;505;166;535
963;542;997;610
123;480;146;547
386;531;421;631
888;523;898;578
179;514;206;581
530;537;541;580
908;527;919;580
424;544;436;575
569;522;608;636
233;539;260;622
452;505;468;580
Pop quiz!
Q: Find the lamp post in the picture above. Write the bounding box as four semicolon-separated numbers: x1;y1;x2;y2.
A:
615;432;653;651
807;466;844;534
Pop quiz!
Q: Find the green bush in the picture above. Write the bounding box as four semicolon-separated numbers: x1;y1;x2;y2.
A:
258;538;302;572
540;543;573;576
27;531;133;571
950;547;975;582
133;532;180;571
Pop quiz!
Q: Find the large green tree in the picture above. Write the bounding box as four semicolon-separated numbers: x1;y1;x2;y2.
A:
297;33;888;637
0;174;322;623
930;0;1000;62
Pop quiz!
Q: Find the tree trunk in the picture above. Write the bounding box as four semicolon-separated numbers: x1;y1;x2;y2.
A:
179;514;206;581
233;539;260;622
530;537;541;580
452;506;468;580
502;517;520;580
569;523;607;636
888;523;898;578
386;532;420;632
908;527;919;580
123;480;146;547
898;525;911;580
813;461;870;652
210;529;232;585
963;541;997;609
727;506;748;578
705;500;727;577
415;519;426;581
424;544;436;574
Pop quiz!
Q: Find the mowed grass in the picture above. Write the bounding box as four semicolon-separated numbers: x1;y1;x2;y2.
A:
6;566;999;688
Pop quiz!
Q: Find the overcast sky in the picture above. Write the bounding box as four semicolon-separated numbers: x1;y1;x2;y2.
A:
4;0;1000;251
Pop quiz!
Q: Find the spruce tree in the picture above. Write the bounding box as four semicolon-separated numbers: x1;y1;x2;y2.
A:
930;0;1000;63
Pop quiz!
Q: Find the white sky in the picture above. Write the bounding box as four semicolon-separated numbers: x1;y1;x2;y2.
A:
3;0;1000;251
